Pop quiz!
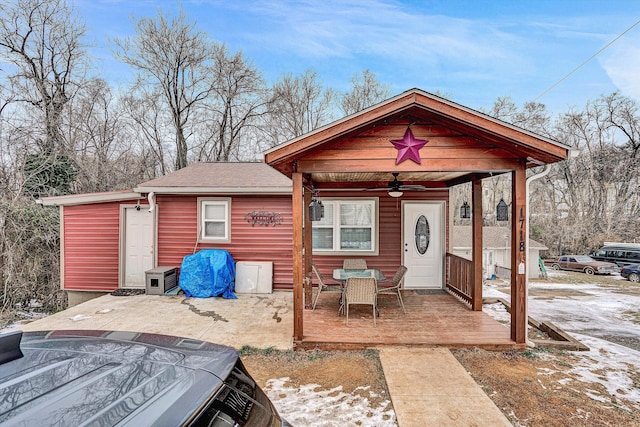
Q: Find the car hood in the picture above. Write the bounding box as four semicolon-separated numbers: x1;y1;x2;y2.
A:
0;330;238;426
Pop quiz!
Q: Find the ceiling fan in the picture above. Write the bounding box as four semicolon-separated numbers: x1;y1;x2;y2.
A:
367;173;427;198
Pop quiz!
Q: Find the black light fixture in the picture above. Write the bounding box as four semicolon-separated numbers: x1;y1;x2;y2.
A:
496;198;509;222
309;199;323;221
387;173;403;198
308;187;324;222
460;201;471;219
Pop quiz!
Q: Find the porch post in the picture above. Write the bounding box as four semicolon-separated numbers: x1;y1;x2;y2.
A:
292;172;304;343
471;177;483;311
510;163;527;343
303;184;313;309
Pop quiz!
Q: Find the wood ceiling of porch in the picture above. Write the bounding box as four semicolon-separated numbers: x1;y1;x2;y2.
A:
309;171;467;188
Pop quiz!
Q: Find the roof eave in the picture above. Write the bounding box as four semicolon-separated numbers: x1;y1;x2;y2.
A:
38;192;143;206
133;186;292;195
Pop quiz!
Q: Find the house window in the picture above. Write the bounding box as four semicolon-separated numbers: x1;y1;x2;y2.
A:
312;199;377;254
198;198;231;243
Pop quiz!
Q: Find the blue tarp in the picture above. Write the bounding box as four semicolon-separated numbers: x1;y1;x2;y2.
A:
179;249;237;299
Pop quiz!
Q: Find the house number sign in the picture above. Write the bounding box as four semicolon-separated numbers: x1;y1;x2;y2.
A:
518;207;526;275
245;210;283;227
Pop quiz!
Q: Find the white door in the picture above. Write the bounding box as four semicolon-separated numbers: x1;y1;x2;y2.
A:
402;202;444;289
123;207;154;288
483;250;495;279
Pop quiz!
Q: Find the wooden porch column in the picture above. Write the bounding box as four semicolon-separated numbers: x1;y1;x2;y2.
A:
471;177;483;311
292;172;304;343
303;185;313;309
510;163;527;343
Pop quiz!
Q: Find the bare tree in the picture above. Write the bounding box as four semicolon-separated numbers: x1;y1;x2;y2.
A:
0;85;66;320
340;69;390;116
114;9;213;170
602;91;640;157
266;69;336;144
530;92;640;255
195;44;267;162
65;78;147;192
0;0;89;318
121;85;173;177
485;96;552;137
0;0;87;154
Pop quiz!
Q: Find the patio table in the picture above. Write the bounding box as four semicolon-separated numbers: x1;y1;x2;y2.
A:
332;268;386;282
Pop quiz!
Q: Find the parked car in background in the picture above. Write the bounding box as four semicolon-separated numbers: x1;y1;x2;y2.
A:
591;243;640;267
0;330;291;426
620;264;640;282
546;255;619;275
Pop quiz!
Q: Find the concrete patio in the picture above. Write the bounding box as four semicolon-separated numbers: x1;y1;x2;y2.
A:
16;292;294;350
13;292;510;426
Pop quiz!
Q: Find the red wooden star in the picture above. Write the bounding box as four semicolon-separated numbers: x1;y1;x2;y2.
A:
390;127;428;165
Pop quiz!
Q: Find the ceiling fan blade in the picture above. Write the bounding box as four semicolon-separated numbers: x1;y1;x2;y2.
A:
365;173;430;192
400;185;428;191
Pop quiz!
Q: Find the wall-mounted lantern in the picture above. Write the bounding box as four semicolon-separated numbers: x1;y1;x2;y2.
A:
460;201;471;219
309;198;324;221
496;198;509;222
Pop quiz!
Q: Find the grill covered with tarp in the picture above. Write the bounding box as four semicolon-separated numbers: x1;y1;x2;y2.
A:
179;249;237;299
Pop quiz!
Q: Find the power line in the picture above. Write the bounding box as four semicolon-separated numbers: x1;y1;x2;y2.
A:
533;18;640;102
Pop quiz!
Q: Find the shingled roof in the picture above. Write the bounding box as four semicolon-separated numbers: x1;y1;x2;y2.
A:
452;226;547;250
134;162;292;194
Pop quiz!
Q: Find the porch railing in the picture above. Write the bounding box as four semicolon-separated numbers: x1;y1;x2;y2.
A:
445;253;472;306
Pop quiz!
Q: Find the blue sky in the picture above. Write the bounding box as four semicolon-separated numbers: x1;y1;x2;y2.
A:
77;0;640;115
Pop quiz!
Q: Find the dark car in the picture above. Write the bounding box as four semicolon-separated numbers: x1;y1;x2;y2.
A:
0;330;291;426
548;255;619;275
620;264;640;282
591;243;640;267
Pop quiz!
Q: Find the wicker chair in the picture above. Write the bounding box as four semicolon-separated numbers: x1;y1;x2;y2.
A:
377;265;407;313
343;258;367;270
311;264;343;311
344;277;377;326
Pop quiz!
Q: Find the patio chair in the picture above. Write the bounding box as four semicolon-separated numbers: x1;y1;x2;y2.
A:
343;258;367;270
311;264;343;311
377;265;407;313
344;276;377;326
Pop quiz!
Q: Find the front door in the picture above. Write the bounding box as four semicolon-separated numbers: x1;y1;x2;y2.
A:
402;202;444;289
122;206;155;288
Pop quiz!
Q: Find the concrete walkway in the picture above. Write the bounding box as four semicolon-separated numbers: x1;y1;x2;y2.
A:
379;347;511;426
13;293;510;426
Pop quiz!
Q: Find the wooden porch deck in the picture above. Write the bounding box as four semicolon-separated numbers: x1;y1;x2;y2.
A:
300;290;520;350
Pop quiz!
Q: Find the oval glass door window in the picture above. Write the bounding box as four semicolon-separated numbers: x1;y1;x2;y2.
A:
415;215;430;255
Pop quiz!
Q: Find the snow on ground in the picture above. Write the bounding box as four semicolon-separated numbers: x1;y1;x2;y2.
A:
485;273;640;343
565;334;640;410
265;379;396;427
484;274;640;411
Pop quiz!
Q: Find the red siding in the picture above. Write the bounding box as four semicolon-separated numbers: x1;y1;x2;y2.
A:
156;192;449;290
310;190;449;284
156;195;294;288
60;191;449;292
63;202;126;291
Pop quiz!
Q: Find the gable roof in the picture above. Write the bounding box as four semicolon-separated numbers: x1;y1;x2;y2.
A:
452;226;548;250
134;162;292;195
265;88;569;186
